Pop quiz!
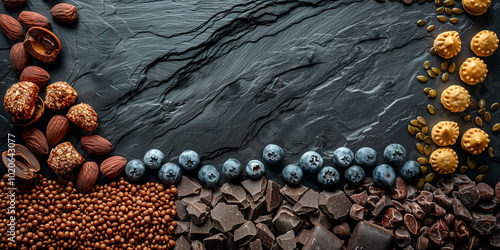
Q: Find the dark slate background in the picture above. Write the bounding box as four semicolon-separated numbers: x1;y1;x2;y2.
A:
1;0;499;189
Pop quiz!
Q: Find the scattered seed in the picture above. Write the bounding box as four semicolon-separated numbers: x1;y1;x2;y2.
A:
417;20;426;26
416;132;425;141
422;126;428;134
435;0;443;6
426;69;436;78
431;67;440;75
441;72;449;82
417;157;428;165
443;0;455;6
490;102;499;111
423;60;431;70
427;104;436;115
448;62;455;73
417;75;428;83
477;165;488;173
430;47;436;55
417;178;425;189
469;99;476;109
410;119;419;127
427;25;435;32
493;123;500;133
418;123;424;128
437;15;448;22
417;143;425;155
475;174;485;182
425;173;435;182
428;89;437;99
449;17;459;24
460;166;468;173
475;117;483;127
478;108;486;116
445;7;453;15
424;136;432;144
417;116;427;126
452;7;463;14
488;147;495;158
436;7;444;14
424;145;431;156
441;62;448;72
424;87;433;94
463;115;471;122
467;157;475;170
478;99;486;109
421;166;428;174
408;125;417;136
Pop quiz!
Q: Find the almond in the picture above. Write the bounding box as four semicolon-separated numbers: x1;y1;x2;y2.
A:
81;135;113;155
18;11;51;29
21;127;49;155
100;156;127;178
10;42;29;74
19;66;50;87
46;115;70;147
2;0;26;8
50;3;78;23
76;161;99;193
0;14;23;41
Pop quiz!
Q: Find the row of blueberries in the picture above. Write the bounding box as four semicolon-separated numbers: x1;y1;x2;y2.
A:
124;143;421;190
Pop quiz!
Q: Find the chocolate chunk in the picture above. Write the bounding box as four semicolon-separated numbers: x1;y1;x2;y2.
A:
182;194;202;205
203;233;227;249
462;236;480;250
186;201;210;225
177;176;202;198
421;215;436;227
369;186;386;197
309;210;332;229
422;182;436;193
476;182;494;200
211;203;246;232
458;182;480;209
367;195;381;209
406;185;418;200
402;201;413;214
319;190;352;220
453;219;470;242
350;204;366;221
430;203;446;217
234;221;257;246
332;222;350;238
191;240;206;250
451;174;472;187
478;199;497;212
350;190;368;206
437;178;454;195
292;189;319;215
174;235;191;250
489;231;500;249
394;227;412;248
381;207;402;228
276;230;296;250
221;183;251;209
347;221;393;250
247;197;267;221
404;213;420;235
419;226;430;237
441;242;454;250
496;182;500;200
249;239;263;250
175;199;189;221
410;202;426;220
272;206;302;234
200;187;213;205
433;188;453;209
266;180;282;212
241;176;267;202
390;177;407;200
254;215;273;231
344;183;365;196
452;198;472;222
173;221;190;235
280;184;309;204
470;211;497;235
190;217;213;235
296;228;312;246
429;219;449;245
415;236;430;250
443;213;455;226
210;188;224;208
417;191;434;212
256;223;275;249
303;224;344;250
372;194;392;217
392;200;405;211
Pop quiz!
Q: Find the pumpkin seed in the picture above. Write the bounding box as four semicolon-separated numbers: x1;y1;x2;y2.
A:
408;125;417;136
443;0;455;6
424;145;431;156
484;112;491;123
417;75;428;83
460;166;468;173
428;89;437;98
490;102;499;111
430;47;436;55
431;67;440;75
448;62;455;73
437;15;447;22
452;7;463;14
421;166;428;174
418;123;424;129
410;119;419;127
467;157;475;170
424;136;432;144
449;17;459;24
493;123;500;133
414;126;421;133
488;147;495;158
478;99;486;109
425;173;435;182
477;165;488;173
424;87;433;94
441;62;448;72
475;117;483;127
463;115;471;122
417;116;427;126
478;108;486;116
416;132;425;141
426;69;436;78
435;0;443;6
427;104;436;115
423;60;431;70
445;7;453;15
436;7;444;14
441;72;449;82
469;99;476;109
475;174;485;182
417;20;426;26
417;178;425;189
422;126;428;134
417;143;425;155
427;25;435;32
417;157;428;165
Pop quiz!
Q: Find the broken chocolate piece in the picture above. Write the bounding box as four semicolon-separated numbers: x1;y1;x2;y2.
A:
367;195;381;210
234;221;257;246
428;219;449;245
416;236;430;250
249;239;263;250
308;210;331;229
266;180;282;212
173;221;190;235
437;178;454;195
211;203;246;232
191;240;206;250
296;228;313;246
452;198;472;222
433;188;453;209
303;224;344;250
410;202;425;220
175;199;189;221
347;221;393;250
422;182;436;193
203;233;227;249
476;182;494;200
417;191;434;212
350;204;366;221
344;183;365;196
430;203;446;217
404;213;420;235
390;177;407;200
372;195;392;217
489;231;500;249
406;185;418;200
280;184;309;204
470;211;497;235
381;207;402;228
443;213;455;226
453;219;470;242
186;201;210;225
272;206;302;234
221;183;251;209
458;182;480;209
319;190;352;220
254;215;273;231
174;235;191;250
177;176;202;198
451;174;472;187
256;223;275;249
350;190;368;206
247;197;268;221
369;186;386;197
332;222;350;238
394;227;411;248
292;189;319;215
276;230;296;250
392;200;405;211
241;176;267;202
210;188;224;208
190;216;213;235
199;187;213;205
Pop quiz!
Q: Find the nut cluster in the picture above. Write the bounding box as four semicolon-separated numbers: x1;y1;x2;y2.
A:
45;81;78;110
3;81;39;120
66;103;99;132
0;175;178;249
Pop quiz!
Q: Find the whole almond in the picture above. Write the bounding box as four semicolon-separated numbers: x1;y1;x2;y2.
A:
0;14;23;41
46;115;70;147
100;156;127;178
50;3;78;23
21;127;49;155
2;0;27;8
77;161;99;193
18;11;51;29
81;135;113;155
19;66;50;87
10;42;29;74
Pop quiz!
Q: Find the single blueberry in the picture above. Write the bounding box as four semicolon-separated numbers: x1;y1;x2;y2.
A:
299;151;323;174
143;149;164;170
158;162;182;185
384;143;406;167
262;144;284;164
245;160;265;179
344;165;365;186
332;147;354;168
282;164;303;186
222;158;242;179
354;147;377;168
198;165;219;188
317;166;340;189
373;164;396;190
400;161;421;181
125;159;146;181
179;150;200;170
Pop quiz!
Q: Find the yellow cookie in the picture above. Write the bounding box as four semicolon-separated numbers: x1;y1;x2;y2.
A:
471;30;499;57
461;128;490;155
440;85;470;112
430;147;458;175
433;31;461;59
459;57;488;85
463;0;491;16
431;121;460;146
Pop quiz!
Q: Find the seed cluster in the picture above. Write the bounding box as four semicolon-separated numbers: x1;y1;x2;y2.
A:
0;175;177;249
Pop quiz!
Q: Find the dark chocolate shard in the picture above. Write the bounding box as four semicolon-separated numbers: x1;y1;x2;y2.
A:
272;205;302;234
309;210;332;229
173;221;190;235
344;183;365;196
303;224;344;250
436;178;454;195
266;180;283;212
210;188;224;208
177;176;202;198
296;228;313;246
332;222;350;238
276;230;296;250
433;188;453;209
452;198;472;222
372;194;392;217
247;197;268;221
406;185;418;200
394;227;411;248
451;174;472;188
470;211;497;235
280;184;309;204
350;203;366;221
256;223;275;249
175;199;189;221
241;176;267;202
211;203;246;232
221;183;250;209
292;189;319;215
174;235;191;250
234;221;257;246
422;182;436;193
350;190;368;206
191;240;206;250
199;187;213;205
347;221;393;250
248;239;263;250
254;215;273;231
203;233;227;249
190;216;213;235
381;207;402;228
186;201;210;225
390;177;407;200
319;190;352;220
458;182;480;209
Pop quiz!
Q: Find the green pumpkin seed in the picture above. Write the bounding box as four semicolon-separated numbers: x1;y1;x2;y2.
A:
424;136;432;145
477;165;488;173
435;0;443;6
417;116;427;126
417;178;425;189
490;102;499;111
463;115;471;122
431;67;440;75
416;132;425;141
448;62;455;73
441;62;448;72
478;108;486;115
424;145;431;156
441;72;449;82
452;7;463;14
469;99;476;109
423;60;431;70
408;125;417;136
479;99;486;109
467;157;475;170
492;123;500;133
428;89;437;98
443;0;455;6
488;147;495;158
436;7;444;14
460;166;468;173
417;20;426;26
427;25;435;32
475;117;483;127
417;157;428;165
424;87;433;94
430;47;436;55
417;75;428;83
426;69;436;78
425;173;435;182
421;166;428;174
445;7;453;15
475;174;485;182
410;119;420;127
427;104;436;115
417;143;425;155
449;17;459;24
484;112;491;123
422;126;428;134
437;15;448;23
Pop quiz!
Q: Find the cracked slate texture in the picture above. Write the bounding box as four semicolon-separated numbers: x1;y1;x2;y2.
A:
0;0;499;189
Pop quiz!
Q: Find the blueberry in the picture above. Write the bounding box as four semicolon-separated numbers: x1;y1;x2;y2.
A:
222;158;242;179
158;162;182;185
400;161;421;181
354;147;377;168
373;164;396;190
282;164;303;186
125;159;146;181
344;165;365;186
143;149;164;170
245;160;265;179
333;147;354;168
179;150;200;170
317;166;340;189
299;151;323;173
262;144;284;164
198;165;219;188
384;143;406;167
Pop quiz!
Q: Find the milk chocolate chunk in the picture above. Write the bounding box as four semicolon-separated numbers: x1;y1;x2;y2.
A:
276;230;296;250
458;182;480;209
234;221;257;246
452;198;472;221
175;200;189;221
303;224;344;250
254;215;273;230
174;235;191;250
266;180;282;212
319;190;352;220
173;221;190;235
296;228;313;246
347;221;393;250
177;176;202;198
199;187;213;205
372;195;392;217
203;233;227;249
255;223;275;249
221;183;250;209
280;184;309;204
249;239;263;250
241;176;267;202
211;203;246;232
470;211;496;235
190;217;213;235
186;201;210;225
210;188;224;208
247;197;267;221
309;210;332;229
272;206;302;234
292;189;319;215
350;190;368;206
